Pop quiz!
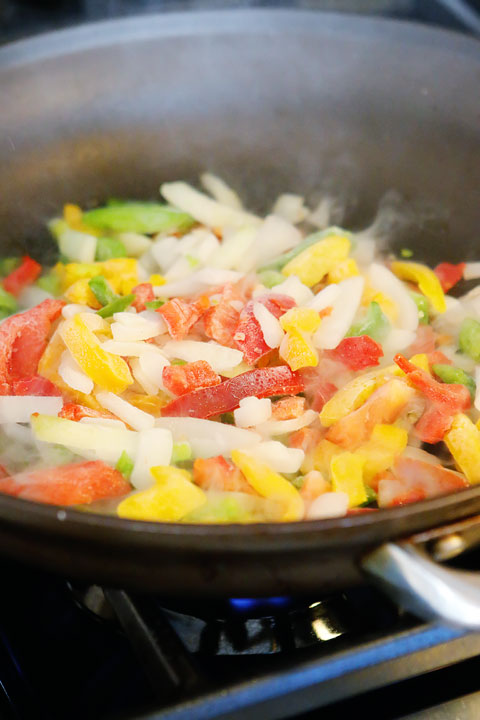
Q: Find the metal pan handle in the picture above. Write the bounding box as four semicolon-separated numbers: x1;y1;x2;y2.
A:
362;515;480;629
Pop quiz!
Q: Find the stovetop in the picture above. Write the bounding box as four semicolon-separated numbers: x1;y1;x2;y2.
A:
2;557;480;720
1;1;480;718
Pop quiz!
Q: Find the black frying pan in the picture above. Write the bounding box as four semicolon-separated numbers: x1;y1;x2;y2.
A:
1;11;480;623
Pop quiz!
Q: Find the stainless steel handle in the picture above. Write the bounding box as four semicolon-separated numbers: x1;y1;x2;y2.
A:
363;537;480;630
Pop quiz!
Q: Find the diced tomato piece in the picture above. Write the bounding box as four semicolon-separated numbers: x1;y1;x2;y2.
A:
434;262;465;293
394;353;470;443
3;256;42;297
157;298;204;340
234;294;295;364
378;457;468;508
10;376;61;396
0;461;131;506
0;299;65;383
271;396;305;420
326;379;414;449
162;360;221;396
131;283;155;312
161;365;304;418
327;336;383;371
58;403;118;422
406;325;436;356
203;284;243;348
193;456;256;494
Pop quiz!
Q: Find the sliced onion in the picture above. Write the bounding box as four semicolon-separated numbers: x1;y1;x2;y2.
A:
208;227;258;272
111;312;166;341
80;417;127;429
306;492;349;520
0;396;63;424
155;417;261;458
307;282;341;312
131;427;173;490
58;228;97;263
351;237;375;266
252;302;284;349
234;397;272;428
369;263;418;332
382;328;417;353
117;232;152;257
138;350;170;391
130;358;159;395
307;197;336;230
101;340;156;356
401;446;441;465
160;181;260;230
58;350;94;394
62;304;94;319
153;268;243;298
254;215;302;266
96;391;154;432
162;340;243;373
200;172;243;210
272;194;309;224
255;409;317;436
464;263;480;281
271;275;314;306
246;441;304;473
313;276;365;350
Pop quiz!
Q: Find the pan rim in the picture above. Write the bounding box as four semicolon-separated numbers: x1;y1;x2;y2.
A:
0;8;479;71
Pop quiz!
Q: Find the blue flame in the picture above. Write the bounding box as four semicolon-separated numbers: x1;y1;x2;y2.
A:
229;597;290;612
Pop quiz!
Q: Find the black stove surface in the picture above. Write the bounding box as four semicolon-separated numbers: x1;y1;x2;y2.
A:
1;557;480;720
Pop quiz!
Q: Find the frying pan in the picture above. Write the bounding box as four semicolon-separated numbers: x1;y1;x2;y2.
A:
1;10;480;627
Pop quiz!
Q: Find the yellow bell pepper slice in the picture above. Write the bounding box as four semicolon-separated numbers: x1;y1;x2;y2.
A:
63;203;101;236
149;274;166;286
279;308;321;334
279;329;318;371
356;424;408;484
312;439;343;477
64;278;102;308
60;314;133;393
409;353;430;374
231;450;304;521
282;235;351;287
390;261;446;313
328;258;359;284
38;329;102;410
330;452;367;507
319;365;403;428
362;282;398;323
117;466;206;522
445;413;480;484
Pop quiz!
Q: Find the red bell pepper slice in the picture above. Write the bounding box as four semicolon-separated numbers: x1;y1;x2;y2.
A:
157;297;205;340
131;283;154;312
8;376;61;396
58;403;118;422
394;353;471;443
162;360;221;396
193;456;255;494
234;294;295;364
3;256;42;297
0;460;131;506
161;365;304;418
0;299;65;383
203;284;243;348
378;457;468;508
434;262;465;293
327;335;383;371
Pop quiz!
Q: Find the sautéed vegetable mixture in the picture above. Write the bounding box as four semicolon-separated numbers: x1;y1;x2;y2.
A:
0;174;479;523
